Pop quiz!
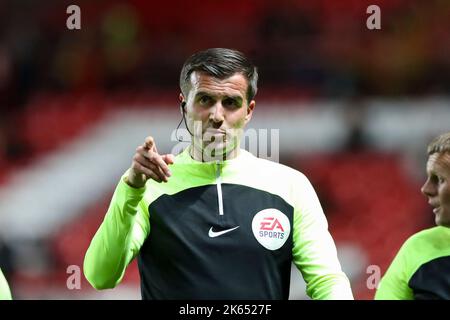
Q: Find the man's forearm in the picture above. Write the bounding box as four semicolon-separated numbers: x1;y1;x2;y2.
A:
84;177;146;289
307;273;354;300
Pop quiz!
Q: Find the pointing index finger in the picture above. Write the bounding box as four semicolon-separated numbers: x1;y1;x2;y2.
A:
144;136;157;153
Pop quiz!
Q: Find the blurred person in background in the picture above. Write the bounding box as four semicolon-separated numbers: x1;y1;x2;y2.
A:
84;48;353;299
375;132;450;300
0;268;12;300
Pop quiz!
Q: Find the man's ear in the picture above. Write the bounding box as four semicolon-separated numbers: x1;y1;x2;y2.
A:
245;100;256;124
179;93;185;115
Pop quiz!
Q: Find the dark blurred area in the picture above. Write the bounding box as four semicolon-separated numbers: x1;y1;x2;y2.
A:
1;0;450;163
1;0;449;99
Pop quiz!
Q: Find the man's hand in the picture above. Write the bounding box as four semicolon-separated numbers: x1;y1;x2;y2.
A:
126;136;174;188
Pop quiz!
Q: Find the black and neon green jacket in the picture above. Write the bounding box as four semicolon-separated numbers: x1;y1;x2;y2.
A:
84;147;353;299
375;226;450;300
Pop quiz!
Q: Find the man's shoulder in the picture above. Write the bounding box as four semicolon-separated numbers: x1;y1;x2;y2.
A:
394;226;450;284
406;226;448;244
247;151;309;180
400;226;449;256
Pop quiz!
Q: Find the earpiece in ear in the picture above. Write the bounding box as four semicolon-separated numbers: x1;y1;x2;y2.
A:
179;101;186;116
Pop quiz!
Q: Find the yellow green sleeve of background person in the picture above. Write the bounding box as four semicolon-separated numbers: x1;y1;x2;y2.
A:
375;226;450;300
84;148;352;299
0;269;12;300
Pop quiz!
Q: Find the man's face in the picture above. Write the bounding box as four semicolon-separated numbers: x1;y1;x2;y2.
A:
421;152;450;227
182;71;255;160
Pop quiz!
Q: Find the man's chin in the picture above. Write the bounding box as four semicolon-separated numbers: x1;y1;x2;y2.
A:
436;215;450;228
202;143;237;161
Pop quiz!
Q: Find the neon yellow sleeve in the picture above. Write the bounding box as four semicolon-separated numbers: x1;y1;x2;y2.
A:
375;242;414;300
0;269;12;300
83;175;150;290
292;174;354;300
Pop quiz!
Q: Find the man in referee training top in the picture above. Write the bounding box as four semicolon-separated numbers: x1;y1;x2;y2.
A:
84;48;353;300
376;132;450;299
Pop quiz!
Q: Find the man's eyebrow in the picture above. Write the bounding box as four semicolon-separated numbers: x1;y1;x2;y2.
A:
195;91;244;102
225;95;243;102
195;91;215;98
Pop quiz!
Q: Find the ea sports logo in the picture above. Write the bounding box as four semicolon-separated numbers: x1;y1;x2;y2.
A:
252;209;290;250
260;217;284;232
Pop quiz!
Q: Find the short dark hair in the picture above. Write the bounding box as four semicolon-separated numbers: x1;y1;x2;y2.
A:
427;132;450;155
179;48;258;103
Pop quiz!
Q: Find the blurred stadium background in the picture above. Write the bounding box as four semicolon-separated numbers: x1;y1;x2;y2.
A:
0;0;449;299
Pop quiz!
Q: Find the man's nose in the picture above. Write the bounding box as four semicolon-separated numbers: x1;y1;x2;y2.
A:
210;102;225;123
421;179;435;197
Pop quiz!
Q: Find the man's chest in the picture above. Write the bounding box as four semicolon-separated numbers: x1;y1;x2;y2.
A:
147;183;294;252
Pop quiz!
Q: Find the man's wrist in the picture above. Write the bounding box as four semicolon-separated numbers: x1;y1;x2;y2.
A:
124;176;145;189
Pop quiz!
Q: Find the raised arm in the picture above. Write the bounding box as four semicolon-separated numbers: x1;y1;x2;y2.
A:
84;136;174;289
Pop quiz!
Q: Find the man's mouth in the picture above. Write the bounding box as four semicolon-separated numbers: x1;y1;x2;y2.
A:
204;128;227;135
429;201;440;214
203;129;229;143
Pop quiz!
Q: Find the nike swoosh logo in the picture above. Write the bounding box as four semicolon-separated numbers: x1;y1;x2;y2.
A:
208;226;240;238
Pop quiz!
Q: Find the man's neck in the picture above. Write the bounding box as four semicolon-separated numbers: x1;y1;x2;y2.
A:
189;145;240;162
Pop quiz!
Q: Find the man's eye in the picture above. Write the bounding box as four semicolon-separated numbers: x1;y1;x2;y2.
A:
431;175;445;184
223;99;237;107
199;96;211;104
